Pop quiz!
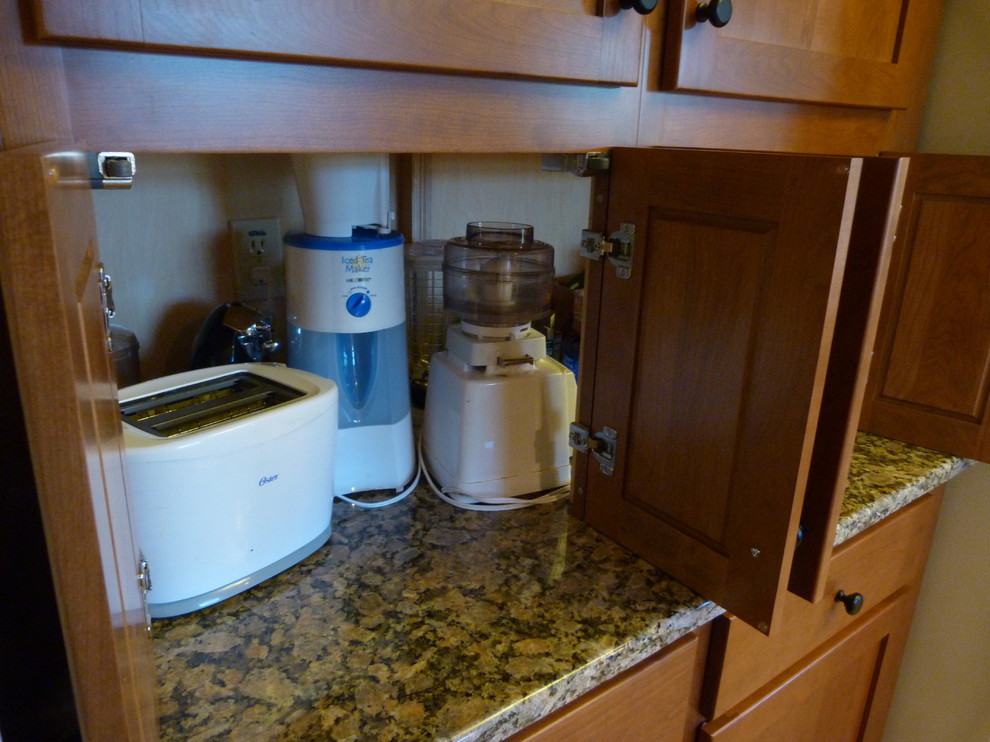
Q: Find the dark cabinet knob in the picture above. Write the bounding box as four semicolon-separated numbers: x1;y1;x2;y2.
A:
696;0;733;27
620;0;659;15
835;590;865;616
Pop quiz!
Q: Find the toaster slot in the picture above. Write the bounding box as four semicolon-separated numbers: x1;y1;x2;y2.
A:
121;371;304;437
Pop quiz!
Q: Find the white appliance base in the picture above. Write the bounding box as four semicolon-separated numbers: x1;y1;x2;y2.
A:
336;413;416;494
147;524;331;618
422;351;576;499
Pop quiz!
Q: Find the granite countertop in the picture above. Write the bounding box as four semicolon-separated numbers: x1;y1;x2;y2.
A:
152;432;971;741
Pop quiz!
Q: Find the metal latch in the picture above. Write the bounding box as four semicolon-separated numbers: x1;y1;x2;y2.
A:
87;151;136;189
569;423;618;476
540;151;610;176
580;223;634;279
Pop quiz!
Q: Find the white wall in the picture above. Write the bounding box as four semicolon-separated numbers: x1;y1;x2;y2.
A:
883;465;990;742
93;153;304;380
413;154;592;277
915;0;990;155
881;1;990;739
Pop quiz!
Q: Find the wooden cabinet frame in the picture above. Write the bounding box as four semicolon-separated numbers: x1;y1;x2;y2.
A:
30;0;645;86
661;0;942;109
0;0;950;738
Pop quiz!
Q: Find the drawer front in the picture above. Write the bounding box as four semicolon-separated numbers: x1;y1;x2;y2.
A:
700;587;917;742
510;627;710;742
703;487;943;718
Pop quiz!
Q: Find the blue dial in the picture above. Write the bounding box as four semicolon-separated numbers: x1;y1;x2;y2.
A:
346;292;372;318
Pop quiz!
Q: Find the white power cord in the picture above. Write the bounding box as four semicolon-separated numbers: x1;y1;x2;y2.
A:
334;463;421;509
417;435;570;512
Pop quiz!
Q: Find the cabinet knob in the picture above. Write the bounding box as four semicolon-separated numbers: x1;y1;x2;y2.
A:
835;590;865;616
696;0;733;27
619;0;659;14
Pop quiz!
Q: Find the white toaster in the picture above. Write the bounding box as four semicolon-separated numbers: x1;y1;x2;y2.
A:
119;363;337;618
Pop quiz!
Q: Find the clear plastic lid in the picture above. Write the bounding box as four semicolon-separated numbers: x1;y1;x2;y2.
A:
443;222;554;327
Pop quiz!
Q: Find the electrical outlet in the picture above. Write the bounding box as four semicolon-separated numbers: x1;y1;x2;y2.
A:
229;217;285;302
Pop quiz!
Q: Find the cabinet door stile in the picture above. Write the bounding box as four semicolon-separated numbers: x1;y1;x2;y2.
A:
788;157;907;601
571;168;613;521
0;145;158;741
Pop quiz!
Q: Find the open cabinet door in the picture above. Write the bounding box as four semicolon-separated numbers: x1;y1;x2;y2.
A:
0;145;158;740
572;148;863;634
861;154;990;462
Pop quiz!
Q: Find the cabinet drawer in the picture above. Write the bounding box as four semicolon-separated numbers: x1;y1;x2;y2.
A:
509;626;710;742
702;486;943;719
700;587;917;742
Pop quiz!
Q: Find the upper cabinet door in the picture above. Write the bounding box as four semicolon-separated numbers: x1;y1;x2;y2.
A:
862;155;990;462
660;0;939;108
30;0;645;86
574;148;864;634
0;146;157;740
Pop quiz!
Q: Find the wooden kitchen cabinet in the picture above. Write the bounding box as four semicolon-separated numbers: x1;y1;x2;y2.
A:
23;0;940;155
0;0;951;737
660;0;941;109
698;488;943;742
571;148;903;634
700;587;916;742
29;0;645;87
508;627;710;742
861;154;990;462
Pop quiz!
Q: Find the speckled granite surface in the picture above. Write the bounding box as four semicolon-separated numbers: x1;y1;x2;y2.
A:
152;432;970;741
836;432;972;546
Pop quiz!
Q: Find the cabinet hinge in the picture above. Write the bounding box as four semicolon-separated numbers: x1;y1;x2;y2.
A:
540;151;610;176
569;423;618;476
580;223;634;279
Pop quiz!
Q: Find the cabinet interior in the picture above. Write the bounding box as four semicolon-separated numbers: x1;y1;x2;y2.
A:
94;152;592;382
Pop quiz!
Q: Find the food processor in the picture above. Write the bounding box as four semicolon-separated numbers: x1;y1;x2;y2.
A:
421;222;576;505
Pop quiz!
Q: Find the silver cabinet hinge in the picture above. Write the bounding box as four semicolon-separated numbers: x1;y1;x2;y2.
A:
580;222;634;279
87;151;136;189
540;151;610;176
569;423;618;476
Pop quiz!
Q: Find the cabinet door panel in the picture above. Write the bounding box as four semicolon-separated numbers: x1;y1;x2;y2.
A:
31;0;644;86
661;0;940;108
577;148;861;633
862;154;990;461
